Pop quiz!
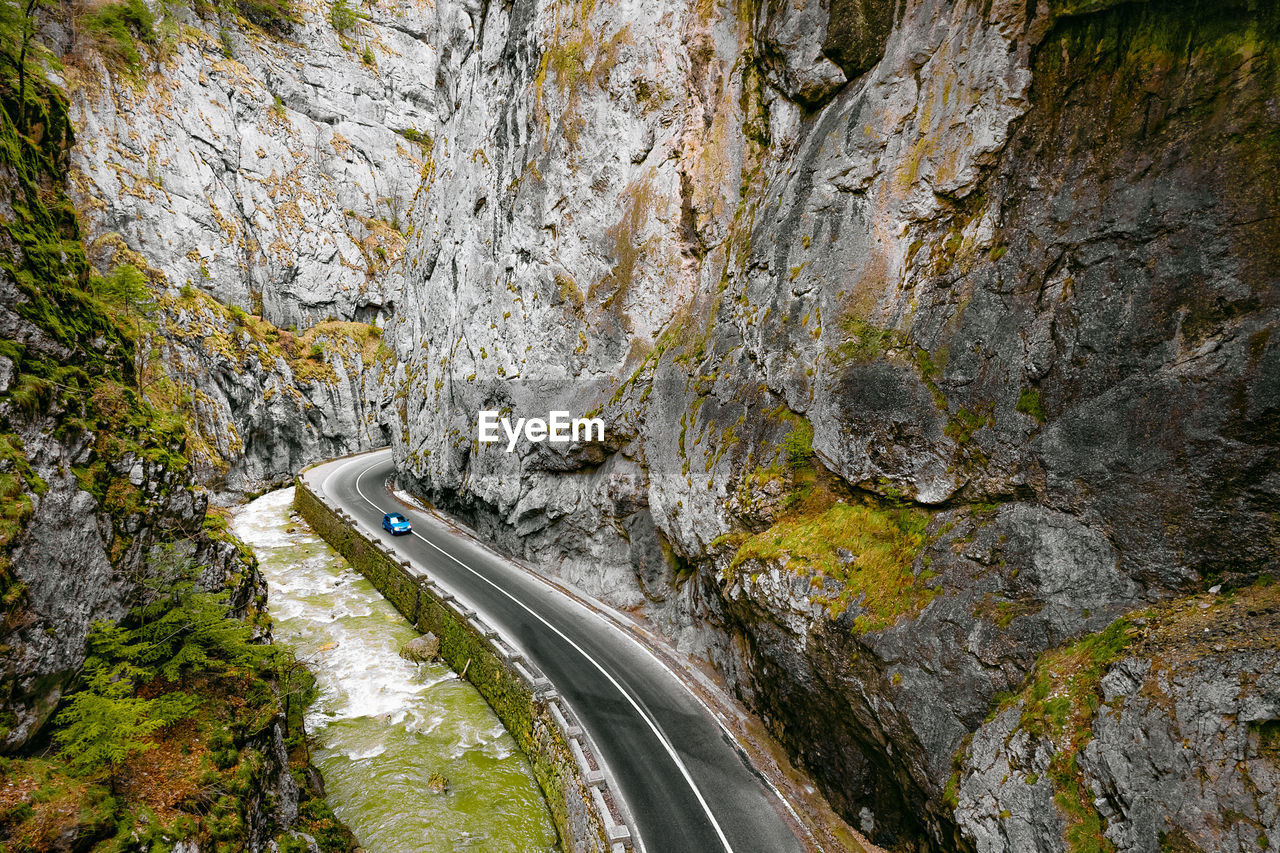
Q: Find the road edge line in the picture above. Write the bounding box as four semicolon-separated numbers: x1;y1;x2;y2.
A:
295;469;631;853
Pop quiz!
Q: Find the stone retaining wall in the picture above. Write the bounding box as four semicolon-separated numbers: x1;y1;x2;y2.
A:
294;474;631;853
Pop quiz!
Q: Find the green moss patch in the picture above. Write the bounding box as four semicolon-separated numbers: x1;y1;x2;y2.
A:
730;492;934;632
1016;387;1046;423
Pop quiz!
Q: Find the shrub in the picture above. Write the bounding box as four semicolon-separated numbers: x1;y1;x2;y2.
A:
54;665;166;776
53;547;276;782
327;0;359;33
217;26;235;57
782;418;813;471
80;0;156;69
235;0;296;33
94;264;155;331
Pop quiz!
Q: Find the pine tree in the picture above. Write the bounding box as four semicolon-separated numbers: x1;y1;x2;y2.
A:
327;0;360;34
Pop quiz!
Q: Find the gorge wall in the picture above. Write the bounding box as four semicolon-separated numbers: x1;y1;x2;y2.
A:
0;53;355;847
16;0;1276;849
61;0;436;496
385;0;1280;850
0;0;430;845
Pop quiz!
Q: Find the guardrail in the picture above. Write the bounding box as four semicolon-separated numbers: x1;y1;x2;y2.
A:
294;473;631;853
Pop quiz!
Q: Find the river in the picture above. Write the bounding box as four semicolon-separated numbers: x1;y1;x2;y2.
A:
233;487;558;852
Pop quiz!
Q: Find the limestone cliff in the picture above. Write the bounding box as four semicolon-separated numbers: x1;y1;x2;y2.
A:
24;0;1277;848
62;0;430;496
385;0;1280;849
0;9;353;849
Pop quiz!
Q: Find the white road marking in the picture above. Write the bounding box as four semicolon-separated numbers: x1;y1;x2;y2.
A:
326;453;737;853
385;471;814;846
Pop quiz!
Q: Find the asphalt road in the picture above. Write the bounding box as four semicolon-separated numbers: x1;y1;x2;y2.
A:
311;449;806;853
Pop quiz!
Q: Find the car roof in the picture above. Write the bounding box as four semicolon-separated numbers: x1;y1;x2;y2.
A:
386;512;406;520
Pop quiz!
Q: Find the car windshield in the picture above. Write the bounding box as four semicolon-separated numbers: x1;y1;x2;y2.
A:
388;514;405;522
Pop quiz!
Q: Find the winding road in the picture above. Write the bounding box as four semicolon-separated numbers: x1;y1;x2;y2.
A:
308;449;807;853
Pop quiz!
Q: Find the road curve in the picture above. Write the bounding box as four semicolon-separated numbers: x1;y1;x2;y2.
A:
310;449;807;853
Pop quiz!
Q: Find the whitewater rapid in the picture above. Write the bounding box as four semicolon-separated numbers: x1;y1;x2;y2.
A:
233;487;557;852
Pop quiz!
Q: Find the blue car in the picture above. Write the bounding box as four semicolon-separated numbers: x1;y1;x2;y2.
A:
382;512;411;535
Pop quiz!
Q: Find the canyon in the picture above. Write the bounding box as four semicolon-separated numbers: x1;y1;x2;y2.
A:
0;0;1276;850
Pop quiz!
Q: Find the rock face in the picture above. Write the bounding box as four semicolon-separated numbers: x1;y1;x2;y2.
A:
957;586;1280;853
0;86;258;752
63;0;431;496
39;0;1278;848
0;422;253;751
0;23;355;849
67;2;431;328
156;289;394;496
385;0;1280;849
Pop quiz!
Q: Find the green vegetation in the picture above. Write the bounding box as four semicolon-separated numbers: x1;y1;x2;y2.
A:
533;12;632;149
945;404;990;445
725;410;936;632
781;417;813;470
54;661;184;778
217;26;235;57
327;0;360;33
1031;620;1133;853
231;0;297;33
0;9;348;849
80;0;156;69
0;43;204;602
983;618;1134;853
165;286;387;384
731;498;933;632
1;547;351;850
0;471;32;548
832;315;894;365
0;0;54;132
50;548;269;780
1017;386;1047;423
984;579;1280;852
160;286;388;476
1012;618;1133;740
399;127;432;152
